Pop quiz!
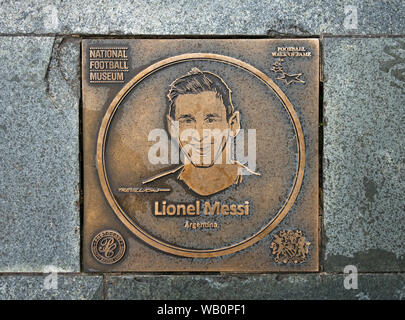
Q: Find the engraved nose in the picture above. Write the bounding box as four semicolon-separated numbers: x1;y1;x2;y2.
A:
195;122;204;142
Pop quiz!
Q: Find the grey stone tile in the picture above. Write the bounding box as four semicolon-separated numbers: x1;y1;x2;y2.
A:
0;0;320;35
105;274;405;300
0;1;403;35
323;38;405;272
0;36;80;272
0;275;103;300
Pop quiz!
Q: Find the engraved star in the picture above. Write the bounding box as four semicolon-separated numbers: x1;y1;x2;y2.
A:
277;72;305;85
271;66;283;73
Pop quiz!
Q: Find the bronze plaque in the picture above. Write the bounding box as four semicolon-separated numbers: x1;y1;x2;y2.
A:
82;39;319;272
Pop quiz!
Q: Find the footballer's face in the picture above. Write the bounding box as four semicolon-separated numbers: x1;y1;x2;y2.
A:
169;91;239;167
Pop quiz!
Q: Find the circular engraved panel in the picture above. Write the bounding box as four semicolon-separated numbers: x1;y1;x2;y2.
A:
97;53;305;258
91;230;126;264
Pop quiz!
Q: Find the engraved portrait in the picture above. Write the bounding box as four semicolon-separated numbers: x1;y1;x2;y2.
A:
143;67;259;196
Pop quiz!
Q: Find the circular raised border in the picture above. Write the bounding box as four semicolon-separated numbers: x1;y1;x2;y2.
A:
96;53;306;258
91;230;126;264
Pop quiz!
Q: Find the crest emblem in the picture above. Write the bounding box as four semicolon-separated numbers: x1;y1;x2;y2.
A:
91;230;126;265
270;230;310;264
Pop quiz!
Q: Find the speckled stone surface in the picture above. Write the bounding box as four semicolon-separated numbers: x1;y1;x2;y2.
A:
0;275;103;300
105;274;405;300
0;36;80;272
0;0;319;35
323;38;405;271
1;0;402;36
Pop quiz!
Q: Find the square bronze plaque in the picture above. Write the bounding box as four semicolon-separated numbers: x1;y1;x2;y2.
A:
82;39;319;272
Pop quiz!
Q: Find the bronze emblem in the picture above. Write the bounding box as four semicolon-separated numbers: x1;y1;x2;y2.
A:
91;230;126;264
270;230;311;264
271;58;306;85
82;39;319;272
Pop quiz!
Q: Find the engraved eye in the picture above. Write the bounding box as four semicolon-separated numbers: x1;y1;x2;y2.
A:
205;115;219;123
179;117;195;124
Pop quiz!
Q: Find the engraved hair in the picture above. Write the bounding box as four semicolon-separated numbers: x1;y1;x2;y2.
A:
167;67;235;120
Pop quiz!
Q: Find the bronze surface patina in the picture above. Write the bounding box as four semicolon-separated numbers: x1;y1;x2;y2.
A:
82;39;319;272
